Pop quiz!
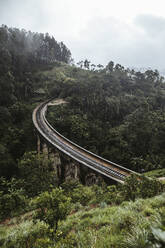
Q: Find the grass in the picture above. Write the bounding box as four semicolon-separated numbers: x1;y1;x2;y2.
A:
0;220;49;248
144;168;165;178
55;193;165;247
1;192;165;247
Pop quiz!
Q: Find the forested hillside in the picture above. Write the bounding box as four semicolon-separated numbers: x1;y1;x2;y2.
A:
0;25;71;178
1;24;165;178
46;61;165;173
0;25;165;247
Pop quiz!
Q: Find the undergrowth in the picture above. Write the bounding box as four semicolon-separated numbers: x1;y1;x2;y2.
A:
0;184;165;247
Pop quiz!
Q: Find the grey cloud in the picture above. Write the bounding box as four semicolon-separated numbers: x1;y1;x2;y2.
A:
134;14;165;37
70;17;130;64
71;15;165;70
0;0;42;30
0;0;76;41
1;1;165;71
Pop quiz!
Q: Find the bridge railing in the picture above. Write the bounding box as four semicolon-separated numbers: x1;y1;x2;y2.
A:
33;99;138;180
42;102;137;175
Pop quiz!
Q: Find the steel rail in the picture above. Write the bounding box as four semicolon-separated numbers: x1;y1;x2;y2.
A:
32;99;138;183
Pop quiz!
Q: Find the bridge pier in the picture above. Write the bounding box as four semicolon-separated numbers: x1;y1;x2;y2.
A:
36;135;106;185
52;150;62;180
85;173;102;186
37;135;41;154
35;135;116;186
58;154;80;183
42;143;48;155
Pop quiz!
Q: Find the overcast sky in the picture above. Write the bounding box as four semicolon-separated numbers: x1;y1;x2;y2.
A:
1;0;165;71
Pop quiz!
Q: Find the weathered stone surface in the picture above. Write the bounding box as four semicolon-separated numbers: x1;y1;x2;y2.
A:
64;162;80;180
85;173;103;186
36;136;104;185
48;150;60;173
42;143;48;155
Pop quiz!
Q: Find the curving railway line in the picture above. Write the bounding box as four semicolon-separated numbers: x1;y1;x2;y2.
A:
32;99;138;183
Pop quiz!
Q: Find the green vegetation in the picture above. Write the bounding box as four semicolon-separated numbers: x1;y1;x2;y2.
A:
33;188;71;233
0;220;49;248
0;177;27;221
18;152;57;197
144;168;165;178
0;24;71;179
0;178;165;247
1;24;165;247
46;62;165;173
56;193;165;248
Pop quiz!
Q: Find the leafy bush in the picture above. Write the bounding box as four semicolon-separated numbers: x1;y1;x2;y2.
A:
99;202;108;208
70;184;95;206
120;174;165;201
33;188;71;233
18;151;57;197
0;177;27;221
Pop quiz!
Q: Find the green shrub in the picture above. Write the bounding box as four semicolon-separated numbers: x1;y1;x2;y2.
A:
104;185;120;204
33;188;71;234
71;185;95;206
55;233;77;248
0;177;27;221
34;237;54;248
142;207;157;217
73;202;83;212
99;201;108;208
18;151;57;197
121;174;165;201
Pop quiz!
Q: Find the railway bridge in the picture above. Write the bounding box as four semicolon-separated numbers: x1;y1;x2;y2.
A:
32;99;137;184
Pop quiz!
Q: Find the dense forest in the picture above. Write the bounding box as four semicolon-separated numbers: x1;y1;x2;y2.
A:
0;25;165;247
0;24;71;178
47;61;165;173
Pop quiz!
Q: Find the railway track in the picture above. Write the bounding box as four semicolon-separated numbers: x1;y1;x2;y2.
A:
32;99;137;183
